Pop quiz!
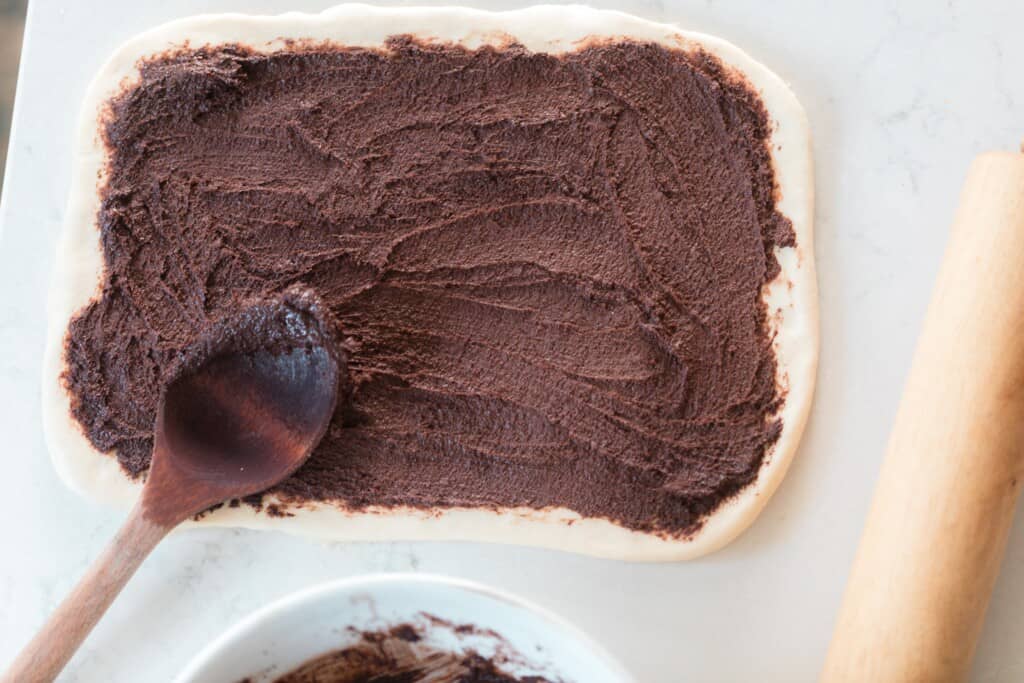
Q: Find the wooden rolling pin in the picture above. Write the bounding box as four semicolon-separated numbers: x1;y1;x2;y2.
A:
822;149;1024;682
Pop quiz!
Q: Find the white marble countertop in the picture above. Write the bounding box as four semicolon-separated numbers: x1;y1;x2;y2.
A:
2;1;1023;680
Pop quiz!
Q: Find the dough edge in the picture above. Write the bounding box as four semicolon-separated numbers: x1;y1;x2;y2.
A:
41;4;817;561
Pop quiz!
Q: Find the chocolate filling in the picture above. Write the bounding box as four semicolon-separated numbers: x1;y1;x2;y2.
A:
64;37;795;536
257;623;550;683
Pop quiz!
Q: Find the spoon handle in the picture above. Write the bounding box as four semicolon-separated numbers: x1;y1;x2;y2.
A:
2;503;169;683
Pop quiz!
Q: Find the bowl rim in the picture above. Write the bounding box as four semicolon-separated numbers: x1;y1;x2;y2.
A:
172;572;636;682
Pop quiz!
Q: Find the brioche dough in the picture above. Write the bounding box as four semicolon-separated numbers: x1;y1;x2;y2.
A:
43;5;816;560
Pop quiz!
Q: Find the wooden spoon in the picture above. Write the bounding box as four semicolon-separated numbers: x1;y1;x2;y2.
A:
3;299;341;682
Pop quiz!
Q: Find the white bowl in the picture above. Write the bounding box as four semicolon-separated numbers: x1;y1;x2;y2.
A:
173;573;634;682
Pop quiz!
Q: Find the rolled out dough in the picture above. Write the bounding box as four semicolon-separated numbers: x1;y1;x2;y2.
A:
42;4;816;561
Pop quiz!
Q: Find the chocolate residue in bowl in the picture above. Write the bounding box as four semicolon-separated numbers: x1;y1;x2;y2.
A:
262;624;552;683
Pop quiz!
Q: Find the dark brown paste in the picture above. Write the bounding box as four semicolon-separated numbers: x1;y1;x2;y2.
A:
64;37;794;535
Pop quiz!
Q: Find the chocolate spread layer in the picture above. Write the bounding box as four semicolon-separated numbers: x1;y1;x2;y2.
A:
64;37;795;536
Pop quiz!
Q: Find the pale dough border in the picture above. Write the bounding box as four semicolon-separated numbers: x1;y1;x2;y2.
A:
42;4;817;561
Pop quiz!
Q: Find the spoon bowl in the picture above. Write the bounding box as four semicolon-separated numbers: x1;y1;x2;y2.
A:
147;344;340;525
